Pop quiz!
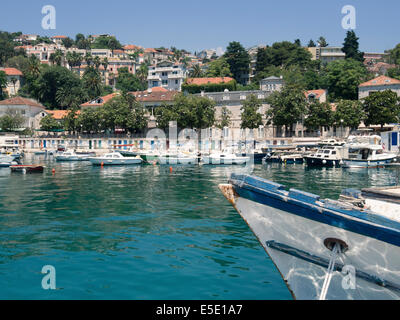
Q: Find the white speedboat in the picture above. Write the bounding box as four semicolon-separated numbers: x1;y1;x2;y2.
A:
342;145;396;168
55;151;91;161
202;152;250;165
0;155;19;167
219;174;400;300
158;152;197;165
89;152;143;166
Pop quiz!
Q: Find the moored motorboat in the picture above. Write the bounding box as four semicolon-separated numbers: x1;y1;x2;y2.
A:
55;150;91;161
158;152;198;165
219;174;400;300
304;146;344;167
202;152;250;165
342;145;396;168
89;152;143;166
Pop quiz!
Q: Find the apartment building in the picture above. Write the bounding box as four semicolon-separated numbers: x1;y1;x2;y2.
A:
147;61;187;91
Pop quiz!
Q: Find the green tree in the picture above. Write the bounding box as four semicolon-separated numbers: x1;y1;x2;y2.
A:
321;58;368;100
61;37;74;49
304;102;334;132
317;37;328;47
49;49;64;66
206;57;233;77
40;115;62;131
388;67;400;80
241;94;263;129
77;108;102;133
82;66;103;99
334;100;364;130
388;44;400;65
307;40;316;47
342;30;364;62
362;90;400;128
266;84;308;136
115;67;145;93
0;71;7;100
0;109;25;131
216;106;232;129
224;41;250;84
189;64;204;78
29;65;83;109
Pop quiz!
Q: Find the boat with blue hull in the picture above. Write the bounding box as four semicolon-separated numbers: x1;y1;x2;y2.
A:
219;174;400;300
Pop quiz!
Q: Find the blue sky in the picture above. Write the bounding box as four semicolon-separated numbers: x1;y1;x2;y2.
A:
0;0;399;53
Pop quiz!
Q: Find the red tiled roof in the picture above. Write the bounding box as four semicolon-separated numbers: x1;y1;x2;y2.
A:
52;35;68;39
144;48;157;53
185;77;235;85
124;45;142;50
359;75;400;87
113;49;125;54
0;68;23;76
81;93;118;107
304;89;326;99
45;110;81;119
149;87;168;92
0;97;44;108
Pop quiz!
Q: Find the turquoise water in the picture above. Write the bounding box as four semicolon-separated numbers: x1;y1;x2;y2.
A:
0;156;399;300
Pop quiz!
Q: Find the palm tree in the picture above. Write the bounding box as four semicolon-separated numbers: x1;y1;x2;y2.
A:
9;77;17;95
84;52;93;67
49;49;64;66
136;64;148;88
66;52;75;70
93;56;101;70
27;55;41;79
189;64;204;78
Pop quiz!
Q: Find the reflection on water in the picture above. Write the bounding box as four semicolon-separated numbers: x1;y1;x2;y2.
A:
0;156;399;299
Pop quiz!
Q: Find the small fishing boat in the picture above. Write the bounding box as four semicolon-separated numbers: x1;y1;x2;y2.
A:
10;165;44;174
219;174;400;300
304;146;344;167
158;152;198;165
202;152;250;165
55;150;91;161
89;152;143;166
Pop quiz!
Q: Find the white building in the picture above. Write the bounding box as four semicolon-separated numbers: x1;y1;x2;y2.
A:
307;46;346;63
260;76;284;92
147;61;187;91
0;97;46;129
0;68;23;96
358;75;400;99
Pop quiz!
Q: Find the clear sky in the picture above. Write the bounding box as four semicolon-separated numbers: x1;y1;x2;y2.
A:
0;0;398;53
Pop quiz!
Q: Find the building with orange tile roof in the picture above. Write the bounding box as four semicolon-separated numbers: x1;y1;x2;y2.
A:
0;68;24;96
358;75;400;99
304;89;327;103
0;97;45;129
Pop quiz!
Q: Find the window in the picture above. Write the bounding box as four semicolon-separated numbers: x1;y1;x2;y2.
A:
175;80;178;84
162;80;168;85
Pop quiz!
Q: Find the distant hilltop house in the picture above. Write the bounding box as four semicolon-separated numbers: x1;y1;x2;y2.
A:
260;76;284;92
0;97;45;130
0;67;23;96
307;46;346;64
147;61;187;91
358;75;400;99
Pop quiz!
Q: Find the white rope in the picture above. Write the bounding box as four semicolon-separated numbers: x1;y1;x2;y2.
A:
319;243;340;300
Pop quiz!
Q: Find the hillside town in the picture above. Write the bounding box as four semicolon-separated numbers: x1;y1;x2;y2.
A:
1;30;400;151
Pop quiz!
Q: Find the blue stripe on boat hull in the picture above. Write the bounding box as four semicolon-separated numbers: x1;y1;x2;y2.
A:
230;175;400;247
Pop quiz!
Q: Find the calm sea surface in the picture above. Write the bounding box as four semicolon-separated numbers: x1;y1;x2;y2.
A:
0;155;399;300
